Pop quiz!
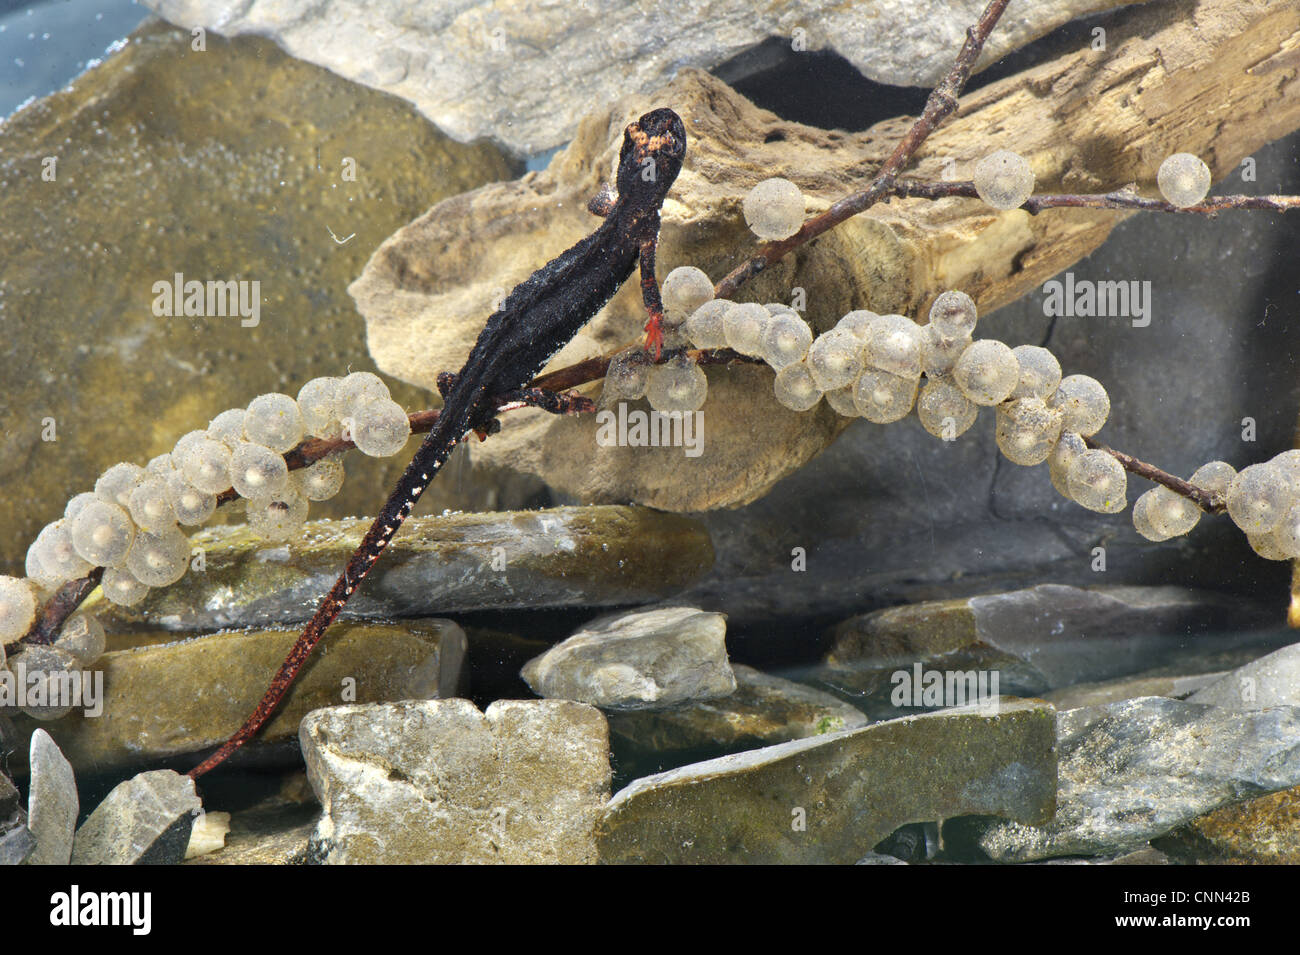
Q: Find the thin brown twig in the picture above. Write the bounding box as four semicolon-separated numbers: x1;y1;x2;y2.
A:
1084;437;1224;514
888;179;1300;215
713;0;1011;299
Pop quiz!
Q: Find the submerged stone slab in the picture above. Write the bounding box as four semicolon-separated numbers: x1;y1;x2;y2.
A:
72;770;202;865
596;699;1056;864
91;507;712;632
1041;670;1226;711
949;697;1300;862
301;699;610;864
1186;641;1300;711
817;586;1278;717
522;607;736;709
607;663;868;779
10;620;465;776
25;730;77;866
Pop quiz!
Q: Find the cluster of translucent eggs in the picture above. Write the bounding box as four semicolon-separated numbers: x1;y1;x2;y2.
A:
666;280;1126;518
4;372;412;719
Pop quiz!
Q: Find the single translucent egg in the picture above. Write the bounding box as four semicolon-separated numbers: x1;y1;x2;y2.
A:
1011;345;1062;400
995;397;1063;466
207;408;249;449
165;471;218;526
70;498;135;566
1067;449;1128;513
125;525;191;587
1049;431;1088;499
761;313;814;369
661;266;715;326
335;371;390;420
684;299;731;350
1190;460;1237;496
1225;463;1289;535
128;476;177;534
953;339;1019;406
297;377;343;439
854;369;918;423
230;442;289;500
296;456;346;502
1157;152;1211;208
0;575;38;643
864;314;924;379
244;393;304;454
928;290;978;339
179;437;233;495
723;302;771;357
807;328;863;391
101;566;149;607
349;397;412;457
920;325;970;379
605;349;652;401
34;520;94;583
645;354;709;413
94;462;146;510
773;362;824;412
973;150;1035;210
917;377;978;439
742;177;805;240
1050;375;1110;436
247;491;310;542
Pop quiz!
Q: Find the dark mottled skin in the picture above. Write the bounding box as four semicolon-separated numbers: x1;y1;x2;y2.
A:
189;108;686;778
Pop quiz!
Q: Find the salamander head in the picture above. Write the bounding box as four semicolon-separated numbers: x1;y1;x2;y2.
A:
616;107;686;206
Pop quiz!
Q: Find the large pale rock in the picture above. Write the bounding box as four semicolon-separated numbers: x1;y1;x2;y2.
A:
0;20;520;576
72;769;202;865
8;620;465;776
25;730;77;865
815;585;1281;718
301;699;610;864
89;507;712;632
948;698;1300;862
141;0;1147;155
350;1;1300;510
522;606;736;709
596;699;1056;864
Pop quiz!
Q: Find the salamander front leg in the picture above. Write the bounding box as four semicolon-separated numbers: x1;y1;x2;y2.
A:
639;238;666;361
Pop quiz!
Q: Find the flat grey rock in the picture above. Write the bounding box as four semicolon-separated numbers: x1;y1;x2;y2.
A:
947;697;1300;862
1187;641;1300;711
523;606;736;709
26;729;77;866
301;699;610;864
71;770;202;865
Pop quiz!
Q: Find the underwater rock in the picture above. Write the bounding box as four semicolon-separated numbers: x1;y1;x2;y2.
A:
1041;670;1226;711
300;699;610;864
25;730;77;866
607;663;868;780
91;507;710;631
8;620;465;776
141;0;1147;155
813;585;1280;718
1185;641;1300;710
72;769;202;865
947;697;1300;862
0;20;521;575
521;606;736;709
350;3;1300;512
0;769;33;865
596;699;1056;864
184;774;319;865
1155;785;1300;865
